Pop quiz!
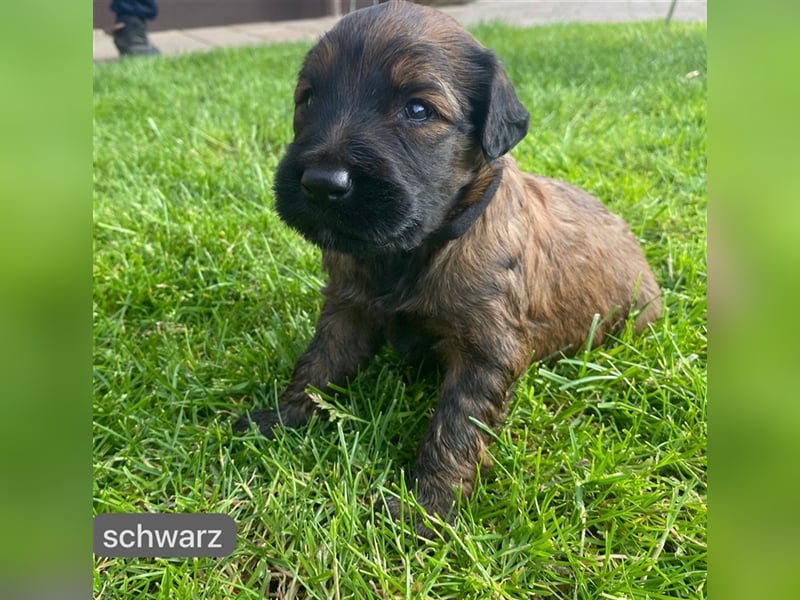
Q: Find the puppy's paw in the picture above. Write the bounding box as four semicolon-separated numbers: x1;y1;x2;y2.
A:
380;490;455;540
233;408;281;438
234;399;317;438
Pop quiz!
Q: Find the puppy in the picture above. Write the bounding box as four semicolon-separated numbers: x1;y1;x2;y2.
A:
237;0;661;537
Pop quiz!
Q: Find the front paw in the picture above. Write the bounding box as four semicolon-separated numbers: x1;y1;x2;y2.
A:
381;486;457;540
233;408;282;438
234;398;317;438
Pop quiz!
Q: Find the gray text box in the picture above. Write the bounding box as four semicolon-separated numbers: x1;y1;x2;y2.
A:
93;513;236;558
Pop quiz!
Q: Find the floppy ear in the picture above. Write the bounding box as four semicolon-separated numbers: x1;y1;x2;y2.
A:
472;51;530;160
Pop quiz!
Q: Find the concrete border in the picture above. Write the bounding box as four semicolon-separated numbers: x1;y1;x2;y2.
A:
93;1;706;62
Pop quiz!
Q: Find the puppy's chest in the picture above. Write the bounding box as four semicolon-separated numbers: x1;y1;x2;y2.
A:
326;248;455;318
361;255;436;315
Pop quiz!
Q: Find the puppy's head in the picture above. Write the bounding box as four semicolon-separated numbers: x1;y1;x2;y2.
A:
273;0;529;254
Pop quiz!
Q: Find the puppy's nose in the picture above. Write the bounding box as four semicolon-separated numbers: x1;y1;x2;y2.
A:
301;168;352;204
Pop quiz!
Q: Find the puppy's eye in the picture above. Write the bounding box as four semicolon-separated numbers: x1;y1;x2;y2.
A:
403;100;434;122
298;89;314;108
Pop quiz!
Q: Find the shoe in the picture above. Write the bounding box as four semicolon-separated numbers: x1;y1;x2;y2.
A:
112;16;160;57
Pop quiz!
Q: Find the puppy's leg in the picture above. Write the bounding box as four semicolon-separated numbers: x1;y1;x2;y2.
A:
235;300;383;438
387;341;527;537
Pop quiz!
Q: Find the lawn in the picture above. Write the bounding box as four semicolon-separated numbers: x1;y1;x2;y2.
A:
93;19;706;599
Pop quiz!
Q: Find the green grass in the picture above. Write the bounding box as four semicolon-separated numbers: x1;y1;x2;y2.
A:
93;20;706;599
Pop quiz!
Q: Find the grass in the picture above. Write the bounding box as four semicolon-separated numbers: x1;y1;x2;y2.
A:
93;19;706;599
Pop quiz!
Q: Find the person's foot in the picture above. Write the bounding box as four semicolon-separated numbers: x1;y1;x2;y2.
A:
112;16;159;57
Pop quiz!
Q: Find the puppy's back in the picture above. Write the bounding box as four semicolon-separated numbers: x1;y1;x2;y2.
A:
510;167;661;350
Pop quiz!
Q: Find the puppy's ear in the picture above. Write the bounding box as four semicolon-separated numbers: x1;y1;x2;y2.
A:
471;50;530;160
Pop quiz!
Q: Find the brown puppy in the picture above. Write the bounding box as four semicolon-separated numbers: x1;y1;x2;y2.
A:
236;0;661;536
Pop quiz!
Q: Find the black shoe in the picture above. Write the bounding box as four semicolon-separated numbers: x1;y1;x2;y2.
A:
112;16;159;57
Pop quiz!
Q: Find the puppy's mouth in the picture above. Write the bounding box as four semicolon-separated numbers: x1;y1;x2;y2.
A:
290;203;425;254
310;220;422;253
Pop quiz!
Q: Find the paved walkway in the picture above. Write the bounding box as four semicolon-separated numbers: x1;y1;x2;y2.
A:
93;1;706;62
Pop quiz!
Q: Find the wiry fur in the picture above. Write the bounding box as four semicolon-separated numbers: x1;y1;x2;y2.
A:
236;1;661;537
